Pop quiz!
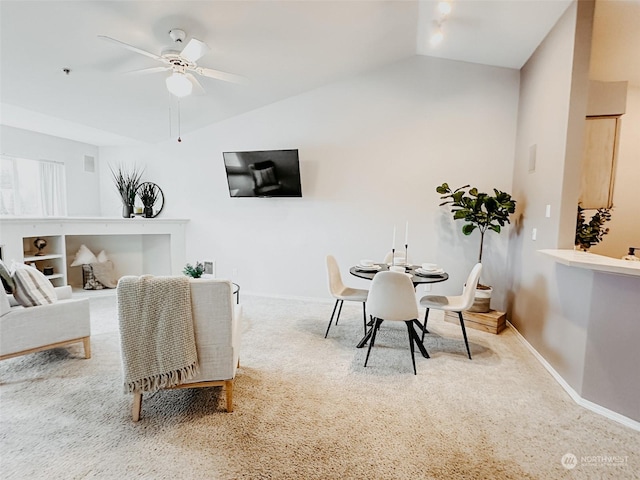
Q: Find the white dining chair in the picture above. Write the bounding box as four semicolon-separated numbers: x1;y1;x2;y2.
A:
325;255;368;338
364;270;428;375
419;263;482;360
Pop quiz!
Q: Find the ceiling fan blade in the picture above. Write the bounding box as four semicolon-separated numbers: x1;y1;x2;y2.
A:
185;73;206;95
125;66;171;76
195;67;247;85
180;38;210;63
98;35;167;63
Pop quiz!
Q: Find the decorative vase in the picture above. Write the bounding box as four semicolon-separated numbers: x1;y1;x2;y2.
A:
122;203;133;218
143;206;154;218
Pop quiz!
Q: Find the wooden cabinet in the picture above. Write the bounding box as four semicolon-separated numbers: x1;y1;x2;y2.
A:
578;116;620;209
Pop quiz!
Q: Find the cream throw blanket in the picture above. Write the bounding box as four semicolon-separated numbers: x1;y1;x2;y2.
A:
117;275;198;394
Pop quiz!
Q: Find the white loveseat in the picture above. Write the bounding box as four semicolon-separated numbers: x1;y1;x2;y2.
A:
0;286;91;361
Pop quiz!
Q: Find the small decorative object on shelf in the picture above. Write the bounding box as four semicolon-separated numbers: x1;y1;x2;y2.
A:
136;182;164;218
183;262;205;279
33;238;47;256
43;266;54;276
110;164;144;218
575;204;612;251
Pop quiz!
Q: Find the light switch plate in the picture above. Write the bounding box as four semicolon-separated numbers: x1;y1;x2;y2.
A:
528;144;537;173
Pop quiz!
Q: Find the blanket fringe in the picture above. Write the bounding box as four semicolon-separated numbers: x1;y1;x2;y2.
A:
124;362;199;394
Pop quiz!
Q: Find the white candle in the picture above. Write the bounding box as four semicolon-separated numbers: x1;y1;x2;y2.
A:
392;225;396;250
405;221;409;246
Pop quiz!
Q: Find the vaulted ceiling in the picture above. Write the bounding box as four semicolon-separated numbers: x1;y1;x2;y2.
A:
0;0;601;146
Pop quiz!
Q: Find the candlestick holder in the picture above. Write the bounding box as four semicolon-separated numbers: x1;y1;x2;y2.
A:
404;244;408;270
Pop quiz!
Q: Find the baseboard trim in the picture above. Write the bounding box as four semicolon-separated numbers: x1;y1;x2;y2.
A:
507;321;640;432
241;290;333;304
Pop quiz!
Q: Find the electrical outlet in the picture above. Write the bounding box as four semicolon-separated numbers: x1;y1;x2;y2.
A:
232;268;238;277
532;228;537;241
545;204;551;218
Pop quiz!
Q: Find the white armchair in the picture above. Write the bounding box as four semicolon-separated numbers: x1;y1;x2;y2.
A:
0;286;91;361
117;277;242;421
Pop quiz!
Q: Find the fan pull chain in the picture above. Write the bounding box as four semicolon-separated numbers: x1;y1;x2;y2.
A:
177;99;182;143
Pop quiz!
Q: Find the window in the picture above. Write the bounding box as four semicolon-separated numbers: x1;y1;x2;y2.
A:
0;156;67;217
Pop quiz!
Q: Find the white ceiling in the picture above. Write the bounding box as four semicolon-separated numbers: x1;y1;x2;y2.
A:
0;1;579;146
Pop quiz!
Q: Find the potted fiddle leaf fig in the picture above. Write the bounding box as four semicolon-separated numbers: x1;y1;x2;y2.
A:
436;183;517;312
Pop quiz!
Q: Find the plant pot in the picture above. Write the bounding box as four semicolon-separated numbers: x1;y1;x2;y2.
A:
467;286;492;313
143;206;154;218
122;203;134;218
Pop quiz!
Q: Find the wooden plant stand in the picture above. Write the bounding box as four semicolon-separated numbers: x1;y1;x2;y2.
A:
445;309;506;334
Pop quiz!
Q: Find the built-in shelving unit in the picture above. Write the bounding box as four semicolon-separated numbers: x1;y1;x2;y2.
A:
21;235;66;287
0;217;189;291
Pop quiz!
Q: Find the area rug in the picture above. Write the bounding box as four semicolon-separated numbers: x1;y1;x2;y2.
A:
0;294;638;479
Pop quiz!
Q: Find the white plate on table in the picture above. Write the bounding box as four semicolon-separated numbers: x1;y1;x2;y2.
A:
356;264;382;272
415;267;445;276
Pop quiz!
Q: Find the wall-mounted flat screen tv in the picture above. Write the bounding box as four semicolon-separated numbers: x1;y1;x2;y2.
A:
223;149;302;197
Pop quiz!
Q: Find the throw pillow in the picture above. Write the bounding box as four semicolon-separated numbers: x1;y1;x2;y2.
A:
91;260;117;288
97;250;109;263
12;264;57;307
0;289;11;317
0;259;15;294
70;244;98;267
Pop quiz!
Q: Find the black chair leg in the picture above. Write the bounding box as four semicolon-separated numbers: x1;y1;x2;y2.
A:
362;302;367;335
421;308;430;342
335;300;344;325
405;321;417;375
364;318;383;367
324;299;340;338
457;311;472;359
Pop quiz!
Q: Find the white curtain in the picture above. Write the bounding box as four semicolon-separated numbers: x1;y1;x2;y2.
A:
39;161;67;216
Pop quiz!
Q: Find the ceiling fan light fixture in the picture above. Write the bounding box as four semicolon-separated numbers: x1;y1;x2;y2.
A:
166;71;192;97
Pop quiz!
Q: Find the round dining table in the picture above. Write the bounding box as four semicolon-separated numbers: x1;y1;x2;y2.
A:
349;263;449;286
349;263;448;349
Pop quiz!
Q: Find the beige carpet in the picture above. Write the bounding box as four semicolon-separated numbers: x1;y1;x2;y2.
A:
0;294;638;479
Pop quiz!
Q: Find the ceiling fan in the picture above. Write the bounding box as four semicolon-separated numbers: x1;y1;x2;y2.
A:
98;29;245;97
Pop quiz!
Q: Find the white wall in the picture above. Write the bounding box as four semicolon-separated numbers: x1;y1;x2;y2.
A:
591;85;640;258
508;1;590;391
100;55;520;304
0;125;101;216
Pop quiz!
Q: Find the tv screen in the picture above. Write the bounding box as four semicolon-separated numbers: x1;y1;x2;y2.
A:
223;149;302;197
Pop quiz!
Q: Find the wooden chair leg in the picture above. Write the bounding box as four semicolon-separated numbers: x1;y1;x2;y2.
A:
132;392;142;422
362;302;367;335
335;300;344;325
364;318;383;367
421;308;430;342
405;321;417;375
457;311;472;360
225;380;234;412
325;299;340;338
82;337;92;359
